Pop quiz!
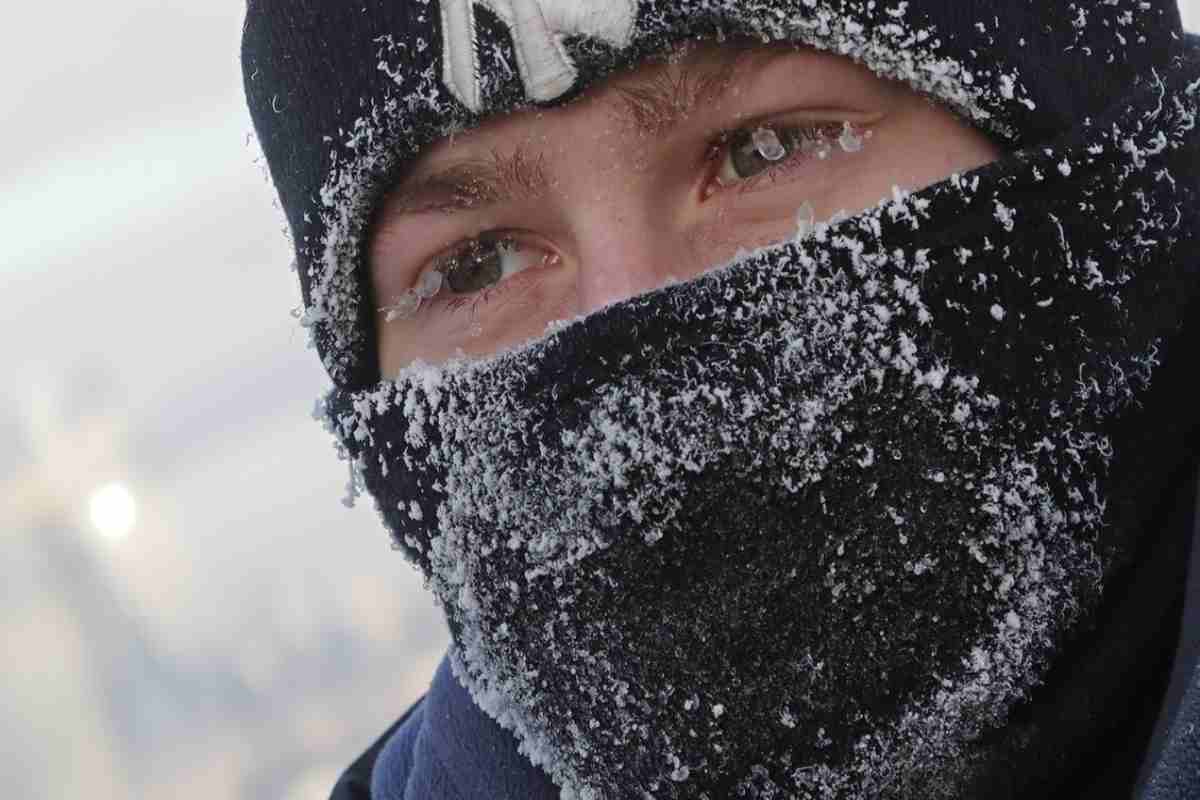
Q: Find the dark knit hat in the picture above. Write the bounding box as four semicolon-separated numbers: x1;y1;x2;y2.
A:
242;0;1188;390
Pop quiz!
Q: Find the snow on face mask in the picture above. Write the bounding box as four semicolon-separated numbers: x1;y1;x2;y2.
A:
322;45;1200;797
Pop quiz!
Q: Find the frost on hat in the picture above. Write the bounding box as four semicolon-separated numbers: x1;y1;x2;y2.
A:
241;0;1185;389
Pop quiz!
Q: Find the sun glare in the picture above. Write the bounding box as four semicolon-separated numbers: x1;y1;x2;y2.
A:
88;483;137;541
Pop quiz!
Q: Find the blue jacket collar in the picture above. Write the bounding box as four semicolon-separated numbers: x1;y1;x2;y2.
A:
364;652;559;800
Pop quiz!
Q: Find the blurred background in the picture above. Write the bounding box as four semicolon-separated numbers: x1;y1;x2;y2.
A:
2;3;1198;799
0;4;449;799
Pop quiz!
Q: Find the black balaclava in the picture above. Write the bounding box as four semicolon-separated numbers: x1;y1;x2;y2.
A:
243;3;1200;798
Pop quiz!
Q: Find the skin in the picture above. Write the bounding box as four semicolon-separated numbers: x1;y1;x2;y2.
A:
370;41;1002;375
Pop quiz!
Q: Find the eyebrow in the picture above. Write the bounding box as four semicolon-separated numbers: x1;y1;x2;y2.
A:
379;145;549;218
611;44;764;135
376;44;782;224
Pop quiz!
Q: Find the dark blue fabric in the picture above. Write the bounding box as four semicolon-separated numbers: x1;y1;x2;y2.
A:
328;695;422;800
1136;461;1200;800
368;655;559;800
1138;661;1200;800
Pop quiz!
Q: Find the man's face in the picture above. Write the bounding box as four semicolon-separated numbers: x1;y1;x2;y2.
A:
369;41;1001;375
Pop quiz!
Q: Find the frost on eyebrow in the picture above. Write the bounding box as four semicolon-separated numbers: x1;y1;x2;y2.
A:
608;44;753;135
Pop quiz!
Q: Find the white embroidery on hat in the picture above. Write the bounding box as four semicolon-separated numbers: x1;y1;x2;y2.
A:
440;0;637;112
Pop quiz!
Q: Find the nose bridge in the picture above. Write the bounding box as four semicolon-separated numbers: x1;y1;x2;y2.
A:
553;102;701;316
569;199;688;314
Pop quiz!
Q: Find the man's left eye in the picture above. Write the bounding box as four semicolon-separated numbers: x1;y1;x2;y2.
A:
712;122;849;186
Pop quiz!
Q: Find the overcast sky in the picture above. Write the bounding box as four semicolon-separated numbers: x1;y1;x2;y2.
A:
0;2;443;623
0;4;446;798
2;3;1198;798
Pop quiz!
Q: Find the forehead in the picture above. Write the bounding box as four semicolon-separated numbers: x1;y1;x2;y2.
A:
401;40;893;180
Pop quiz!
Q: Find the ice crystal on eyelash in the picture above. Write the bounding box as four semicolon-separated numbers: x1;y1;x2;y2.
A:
838;121;865;153
382;291;422;323
415;266;444;299
382;264;446;323
752;126;788;161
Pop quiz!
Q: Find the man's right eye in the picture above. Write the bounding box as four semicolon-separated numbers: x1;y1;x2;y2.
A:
379;233;557;322
439;234;532;293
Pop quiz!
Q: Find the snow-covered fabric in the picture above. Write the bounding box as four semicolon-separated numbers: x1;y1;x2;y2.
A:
317;36;1200;799
342;449;1200;800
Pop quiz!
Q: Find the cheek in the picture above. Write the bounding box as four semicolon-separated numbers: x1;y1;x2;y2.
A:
811;112;1000;226
869;105;1001;193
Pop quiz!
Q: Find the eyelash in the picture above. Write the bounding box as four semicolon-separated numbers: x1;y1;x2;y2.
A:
444;280;505;315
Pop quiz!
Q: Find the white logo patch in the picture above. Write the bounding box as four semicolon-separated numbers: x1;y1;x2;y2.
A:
440;0;637;112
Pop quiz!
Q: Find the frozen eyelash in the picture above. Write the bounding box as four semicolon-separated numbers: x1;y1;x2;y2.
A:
379;236;528;322
752;127;788;161
838;121;866;152
714;120;872;195
444;285;499;315
379;263;444;322
379;291;422;322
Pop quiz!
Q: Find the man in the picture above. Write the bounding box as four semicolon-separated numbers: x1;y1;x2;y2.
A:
242;2;1200;798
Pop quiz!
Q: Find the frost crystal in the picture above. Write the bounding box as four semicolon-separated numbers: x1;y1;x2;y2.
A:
993;200;1016;232
795;201;817;240
382;291;421;323
838;121;865;153
414;266;443;299
752;126;787;161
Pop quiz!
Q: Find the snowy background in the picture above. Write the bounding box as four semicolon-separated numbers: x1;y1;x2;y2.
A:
0;4;1196;799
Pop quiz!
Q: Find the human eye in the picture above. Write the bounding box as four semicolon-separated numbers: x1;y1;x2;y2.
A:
378;232;558;322
705;119;868;193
